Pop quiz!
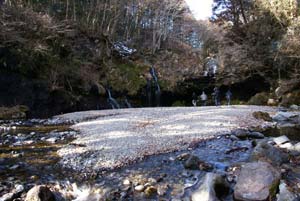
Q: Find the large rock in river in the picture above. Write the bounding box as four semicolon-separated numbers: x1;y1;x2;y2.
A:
25;185;55;201
191;173;229;201
234;162;280;201
250;141;289;166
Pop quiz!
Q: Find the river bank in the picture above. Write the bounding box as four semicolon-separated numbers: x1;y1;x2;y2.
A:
1;106;300;200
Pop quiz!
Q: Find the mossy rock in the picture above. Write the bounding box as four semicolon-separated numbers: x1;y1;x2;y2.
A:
107;63;147;95
281;90;300;106
253;111;272;121
172;100;186;107
248;92;269;105
0;105;29;120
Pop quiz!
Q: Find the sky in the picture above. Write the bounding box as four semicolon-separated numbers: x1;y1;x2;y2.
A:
185;0;214;20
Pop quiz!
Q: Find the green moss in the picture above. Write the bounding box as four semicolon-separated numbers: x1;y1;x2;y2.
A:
0;105;29;120
248;92;269;105
269;179;280;199
107;63;147;95
172;100;186;107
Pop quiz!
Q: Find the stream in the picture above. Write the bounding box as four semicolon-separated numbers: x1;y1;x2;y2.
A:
0;115;300;200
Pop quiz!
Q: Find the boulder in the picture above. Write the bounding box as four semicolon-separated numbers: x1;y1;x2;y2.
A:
276;123;300;140
247;92;269;105
252;111;272;122
281;90;300;106
290;105;299;110
273;112;299;122
267;99;277;106
0;105;29;120
248;132;265;139
276;181;299;201
184;155;201;170
293;142;300;152
250;141;289;166
273;136;290;146
191;173;229;201
232;129;250;140
234;162;280;201
25;185;55;201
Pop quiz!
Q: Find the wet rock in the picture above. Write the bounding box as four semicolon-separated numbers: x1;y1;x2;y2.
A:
123;179;131;186
191;173;229;201
25;185;55;201
46;137;58;143
248;132;265;139
0;192;15;201
134;185;144;192
273;112;299;122
276;181;299;201
228;135;239;141
273;136;290;146
176;153;191;161
232;129;250;140
184;155;201;170
290;105;299;110
0;184;24;201
144;186;157;197
276;123;300;139
267;99;277;106
15;184;24;194
157;185;168;196
147;178;157;185
199;161;213;171
250;141;289;166
293;142;300;152
234;162;280;201
252;111;272;122
279;142;294;149
0;105;29;120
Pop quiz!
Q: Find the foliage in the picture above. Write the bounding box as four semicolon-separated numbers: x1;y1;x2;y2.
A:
209;0;300;91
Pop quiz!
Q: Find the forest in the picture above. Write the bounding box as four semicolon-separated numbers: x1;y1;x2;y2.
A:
0;0;299;115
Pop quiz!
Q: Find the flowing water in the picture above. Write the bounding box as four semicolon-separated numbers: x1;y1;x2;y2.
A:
0;119;255;200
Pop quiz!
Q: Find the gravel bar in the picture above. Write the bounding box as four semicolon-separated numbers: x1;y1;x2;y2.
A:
57;106;276;171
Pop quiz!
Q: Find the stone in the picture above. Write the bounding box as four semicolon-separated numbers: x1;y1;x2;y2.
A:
290;105;299;110
157;185;168;196
279;142;293;149
123;179;131;186
46;138;58;143
199;161;213;171
176;153;191;161
253;111;272;122
25;185;55;201
232;129;250;139
184;155;201;170
144;186;157;197
247;92;269;105
273;136;290;146
191;173;229;201
15;184;24;193
273;112;298;122
250;141;289;166
228;135;239;141
134;185;145;192
276;181;298;201
248;132;265;139
0;192;15;201
293;142;300;152
267;99;277;106
234;162;280;201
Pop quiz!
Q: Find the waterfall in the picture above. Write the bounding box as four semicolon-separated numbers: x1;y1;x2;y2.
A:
146;78;152;107
149;66;161;107
106;89;120;109
124;97;132;108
